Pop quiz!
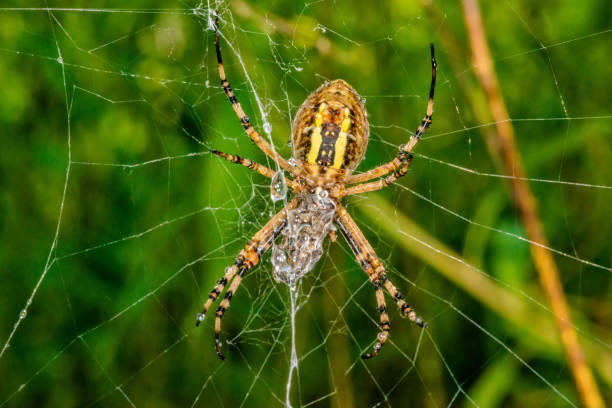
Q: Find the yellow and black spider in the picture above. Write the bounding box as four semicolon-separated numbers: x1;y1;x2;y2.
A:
197;14;436;361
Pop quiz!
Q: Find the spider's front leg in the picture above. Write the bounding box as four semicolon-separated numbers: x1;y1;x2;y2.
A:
196;198;297;360
335;204;425;359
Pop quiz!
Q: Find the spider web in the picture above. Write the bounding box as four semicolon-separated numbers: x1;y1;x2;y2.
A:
1;1;611;407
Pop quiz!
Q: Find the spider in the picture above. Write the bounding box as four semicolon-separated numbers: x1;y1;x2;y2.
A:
197;14;436;361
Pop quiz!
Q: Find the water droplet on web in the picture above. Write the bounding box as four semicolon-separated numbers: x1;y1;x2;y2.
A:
19;309;27;319
270;171;287;202
360;97;367;104
263;122;272;133
294;66;303;72
57;56;63;64
18;384;25;392
205;79;210;88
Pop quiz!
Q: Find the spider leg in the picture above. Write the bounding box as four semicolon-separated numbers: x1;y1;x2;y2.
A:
335;204;425;359
211;149;299;191
213;13;293;174
365;277;391;359
342;154;413;196
347;44;436;185
196;198;297;360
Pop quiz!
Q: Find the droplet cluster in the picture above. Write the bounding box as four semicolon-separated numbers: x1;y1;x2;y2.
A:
271;189;336;286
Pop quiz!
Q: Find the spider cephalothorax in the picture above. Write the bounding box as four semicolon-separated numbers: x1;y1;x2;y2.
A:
197;14;436;360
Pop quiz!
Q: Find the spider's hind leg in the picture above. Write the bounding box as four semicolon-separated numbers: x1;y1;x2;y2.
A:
212;12;292;172
346;43;436;185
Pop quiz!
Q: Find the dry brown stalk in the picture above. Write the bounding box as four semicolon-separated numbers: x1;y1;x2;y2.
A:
461;1;605;407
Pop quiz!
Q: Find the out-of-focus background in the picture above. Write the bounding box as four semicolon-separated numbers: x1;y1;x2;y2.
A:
1;1;611;407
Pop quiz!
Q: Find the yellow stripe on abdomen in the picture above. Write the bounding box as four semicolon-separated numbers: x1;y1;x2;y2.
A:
332;132;348;169
307;126;323;164
307;104;326;164
332;108;352;169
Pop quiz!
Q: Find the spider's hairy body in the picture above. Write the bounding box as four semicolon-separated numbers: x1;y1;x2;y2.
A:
293;79;369;172
291;80;369;196
198;13;436;360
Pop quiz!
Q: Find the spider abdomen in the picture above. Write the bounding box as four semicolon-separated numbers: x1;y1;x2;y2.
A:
292;80;369;173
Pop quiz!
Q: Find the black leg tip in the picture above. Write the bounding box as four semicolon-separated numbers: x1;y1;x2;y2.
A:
217;351;226;361
361;353;372;360
196;313;205;327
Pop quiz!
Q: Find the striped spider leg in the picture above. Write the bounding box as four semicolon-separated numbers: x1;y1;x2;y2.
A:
213;12;294;175
344;43;436;193
210;149;299;191
336;205;426;359
196;198;298;360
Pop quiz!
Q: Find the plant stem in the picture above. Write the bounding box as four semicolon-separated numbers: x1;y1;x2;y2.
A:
461;1;604;406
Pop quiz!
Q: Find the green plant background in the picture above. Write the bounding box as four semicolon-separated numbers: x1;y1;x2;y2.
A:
0;1;611;407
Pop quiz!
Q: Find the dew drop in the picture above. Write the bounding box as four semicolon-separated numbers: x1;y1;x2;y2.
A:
19;309;27;319
360;97;367;104
270;170;287;202
263;122;272;134
57;56;63;64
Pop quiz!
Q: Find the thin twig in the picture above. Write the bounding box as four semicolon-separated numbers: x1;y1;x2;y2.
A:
461;1;605;407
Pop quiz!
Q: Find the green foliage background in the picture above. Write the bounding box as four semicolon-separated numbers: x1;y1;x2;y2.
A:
0;1;611;407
